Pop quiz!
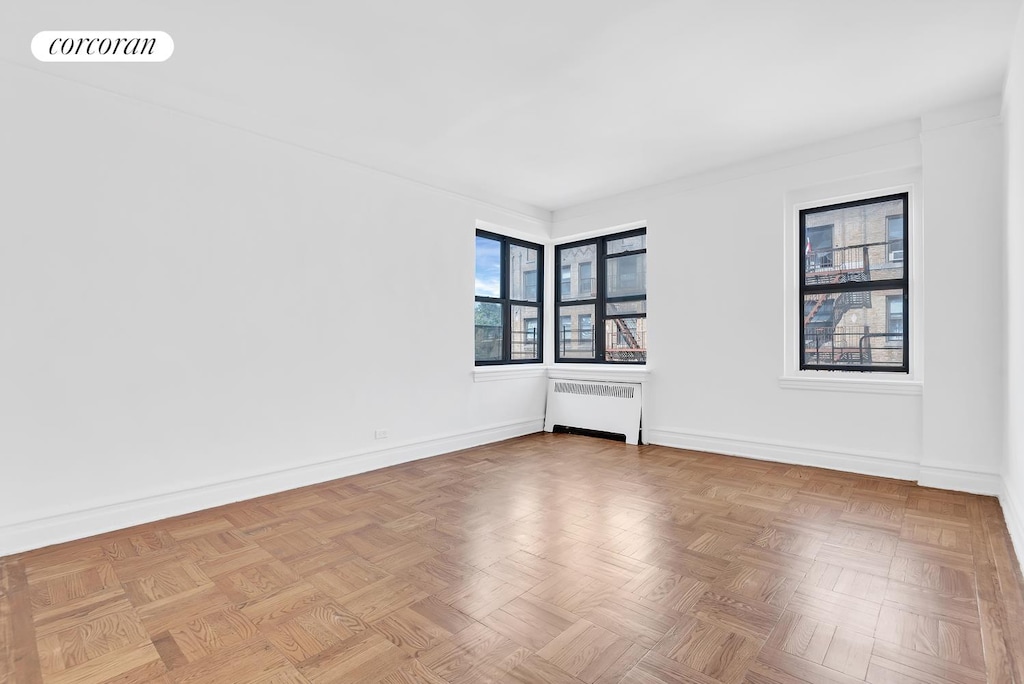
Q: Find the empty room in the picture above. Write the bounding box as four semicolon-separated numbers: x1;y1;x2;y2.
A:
3;1;1024;682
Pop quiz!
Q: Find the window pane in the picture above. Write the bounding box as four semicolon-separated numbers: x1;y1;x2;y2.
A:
557;304;596;359
803;197;904;284
474;302;503;362
607;254;646;298
511;305;539;360
607;300;647;316
605;317;646;363
607;234;646;254
509;244;539;302
475;236;501;297
560;243;597;301
802;288;905;368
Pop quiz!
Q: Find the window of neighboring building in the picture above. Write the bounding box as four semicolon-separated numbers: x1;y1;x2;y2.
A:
580;314;593;341
799;194;908;372
805;224;834;270
474;231;543;364
524;318;539;353
559;314;571;340
886;295;904;344
556;228;647;364
887;215;904;262
523;270;537;300
579;262;593;297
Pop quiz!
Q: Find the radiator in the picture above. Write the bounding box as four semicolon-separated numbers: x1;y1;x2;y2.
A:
543;379;642;445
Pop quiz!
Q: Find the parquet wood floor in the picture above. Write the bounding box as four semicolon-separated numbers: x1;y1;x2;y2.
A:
1;433;1023;683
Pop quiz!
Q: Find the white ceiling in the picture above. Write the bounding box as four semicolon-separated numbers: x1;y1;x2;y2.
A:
3;0;1022;211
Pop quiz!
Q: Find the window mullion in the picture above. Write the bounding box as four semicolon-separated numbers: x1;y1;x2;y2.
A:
803;280;905;296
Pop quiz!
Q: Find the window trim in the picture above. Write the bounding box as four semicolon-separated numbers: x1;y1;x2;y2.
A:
474;229;544;366
781;176;921;394
798;192;909;373
555;227;647;365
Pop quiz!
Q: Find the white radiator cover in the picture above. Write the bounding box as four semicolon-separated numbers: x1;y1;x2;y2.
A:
543;379;642;445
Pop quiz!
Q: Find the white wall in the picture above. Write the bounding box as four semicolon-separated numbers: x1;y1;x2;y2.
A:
553;109;1005;490
0;64;549;555
920;109;1005;485
1003;4;1024;564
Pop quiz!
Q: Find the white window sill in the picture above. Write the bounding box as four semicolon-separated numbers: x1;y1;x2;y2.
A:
548;364;650;383
473;364;651;383
778;374;922;396
473;365;548;382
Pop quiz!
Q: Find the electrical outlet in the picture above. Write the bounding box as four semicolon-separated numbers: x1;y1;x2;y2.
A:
374;429;388;440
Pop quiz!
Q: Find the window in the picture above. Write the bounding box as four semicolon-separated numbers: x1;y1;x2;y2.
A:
579;262;593;297
805;224;834;270
556;228;647;363
886;295;903;344
475;231;543;364
887;215;904;262
523;270;537;300
524;317;538;350
799;194;908;372
580;314;593;341
559;315;571;345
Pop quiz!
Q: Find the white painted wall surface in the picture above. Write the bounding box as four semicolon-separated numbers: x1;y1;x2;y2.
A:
1003;4;1024;563
920;114;1005;481
0;65;548;554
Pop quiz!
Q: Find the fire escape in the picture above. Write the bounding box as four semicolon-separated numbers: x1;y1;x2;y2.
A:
608;319;644;362
803;244;875;365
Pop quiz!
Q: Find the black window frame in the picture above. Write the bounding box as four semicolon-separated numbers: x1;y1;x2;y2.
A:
555;227;647;364
799;193;909;373
474;230;544;366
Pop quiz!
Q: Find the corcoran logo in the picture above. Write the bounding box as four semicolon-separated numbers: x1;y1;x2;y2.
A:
31;31;173;62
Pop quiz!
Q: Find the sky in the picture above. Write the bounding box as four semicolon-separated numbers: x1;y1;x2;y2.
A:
475;235;501;297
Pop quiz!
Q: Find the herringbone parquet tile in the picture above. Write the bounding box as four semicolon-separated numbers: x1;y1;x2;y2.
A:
1;433;1022;683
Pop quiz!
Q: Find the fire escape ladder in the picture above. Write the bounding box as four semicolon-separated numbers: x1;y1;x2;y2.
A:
803;274;843;326
803;294;827;326
613;318;640;348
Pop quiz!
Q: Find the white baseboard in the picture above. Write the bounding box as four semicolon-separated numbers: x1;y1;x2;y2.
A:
1000;481;1024;575
645;427;922;482
0;418;544;557
917;465;1003;496
652;425;1022;572
647;427;1006;496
